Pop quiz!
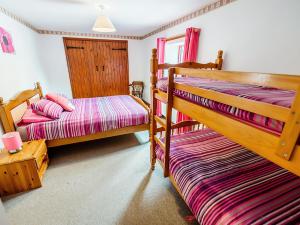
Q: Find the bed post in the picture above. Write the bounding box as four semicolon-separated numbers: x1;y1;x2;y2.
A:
276;87;300;160
35;82;43;98
0;97;13;133
215;50;223;70
150;48;158;170
0;97;5;131
163;67;175;177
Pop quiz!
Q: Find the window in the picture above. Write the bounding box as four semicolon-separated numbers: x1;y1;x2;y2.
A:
161;36;185;121
163;37;185;77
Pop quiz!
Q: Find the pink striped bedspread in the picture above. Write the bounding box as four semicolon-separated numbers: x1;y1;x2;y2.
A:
157;77;295;133
156;129;300;225
25;95;149;141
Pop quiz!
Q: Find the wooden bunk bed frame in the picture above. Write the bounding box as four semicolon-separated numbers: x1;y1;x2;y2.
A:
150;48;300;178
0;82;150;148
150;48;223;176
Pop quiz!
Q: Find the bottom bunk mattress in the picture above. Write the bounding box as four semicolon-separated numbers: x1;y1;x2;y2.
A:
20;95;149;141
155;129;300;225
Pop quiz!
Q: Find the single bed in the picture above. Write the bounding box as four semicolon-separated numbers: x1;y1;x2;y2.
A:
0;83;150;147
156;128;300;225
150;48;300;177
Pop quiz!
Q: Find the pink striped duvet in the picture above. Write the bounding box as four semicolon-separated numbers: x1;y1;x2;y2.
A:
157;77;295;133
156;129;300;225
25;95;149;141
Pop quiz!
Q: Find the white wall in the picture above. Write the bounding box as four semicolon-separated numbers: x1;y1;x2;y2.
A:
38;35;145;98
141;0;300;102
0;13;50;147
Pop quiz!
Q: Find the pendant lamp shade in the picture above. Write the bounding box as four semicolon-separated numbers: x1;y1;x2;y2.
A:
93;15;116;33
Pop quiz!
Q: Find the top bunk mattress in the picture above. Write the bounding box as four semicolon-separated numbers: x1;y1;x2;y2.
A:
157;77;295;134
155;128;300;225
22;95;149;141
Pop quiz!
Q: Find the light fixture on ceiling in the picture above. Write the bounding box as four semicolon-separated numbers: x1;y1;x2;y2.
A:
93;4;116;33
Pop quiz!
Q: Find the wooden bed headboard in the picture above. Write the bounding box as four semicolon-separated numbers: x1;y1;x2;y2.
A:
150;49;223;88
0;82;43;133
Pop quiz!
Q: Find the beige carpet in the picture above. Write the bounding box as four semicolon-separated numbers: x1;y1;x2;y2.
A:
2;132;198;225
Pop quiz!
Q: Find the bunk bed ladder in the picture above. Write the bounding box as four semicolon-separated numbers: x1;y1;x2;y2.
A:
150;48;224;177
150;49;173;177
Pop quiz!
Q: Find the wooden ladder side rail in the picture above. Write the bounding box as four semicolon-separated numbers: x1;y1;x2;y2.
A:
163;68;175;177
150;49;159;170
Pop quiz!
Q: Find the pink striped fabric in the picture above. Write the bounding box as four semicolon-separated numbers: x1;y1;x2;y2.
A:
26;95;149;141
31;99;64;119
157;77;294;133
156;129;300;225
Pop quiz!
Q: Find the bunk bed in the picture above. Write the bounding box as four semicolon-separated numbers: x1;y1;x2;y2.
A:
149;48;300;224
0;83;150;147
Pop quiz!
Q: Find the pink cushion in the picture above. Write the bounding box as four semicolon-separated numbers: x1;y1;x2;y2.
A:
46;93;75;112
17;109;53;126
31;99;64;119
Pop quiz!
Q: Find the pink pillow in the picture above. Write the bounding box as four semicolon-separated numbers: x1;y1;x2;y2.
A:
17;109;53;126
46;93;75;112
31;99;64;119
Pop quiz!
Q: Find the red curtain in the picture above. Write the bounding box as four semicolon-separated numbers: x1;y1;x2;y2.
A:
176;27;201;132
156;38;166;117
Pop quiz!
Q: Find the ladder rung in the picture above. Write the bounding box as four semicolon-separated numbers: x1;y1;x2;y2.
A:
156;127;165;133
155;116;167;129
171;120;200;129
154;136;165;150
155;91;167;103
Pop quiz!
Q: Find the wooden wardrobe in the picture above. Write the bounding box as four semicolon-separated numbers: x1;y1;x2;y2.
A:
64;38;129;98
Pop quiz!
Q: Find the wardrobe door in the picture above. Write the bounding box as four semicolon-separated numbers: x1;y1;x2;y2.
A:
107;41;129;96
91;40;111;97
64;39;96;98
92;40;129;96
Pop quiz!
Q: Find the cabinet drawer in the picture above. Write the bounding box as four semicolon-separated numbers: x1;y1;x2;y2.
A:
34;143;47;170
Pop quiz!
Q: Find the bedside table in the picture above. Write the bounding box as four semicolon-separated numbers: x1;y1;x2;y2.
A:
0;140;48;196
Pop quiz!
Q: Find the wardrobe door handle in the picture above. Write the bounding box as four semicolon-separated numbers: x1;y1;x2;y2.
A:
102;66;105;72
96;66;99;72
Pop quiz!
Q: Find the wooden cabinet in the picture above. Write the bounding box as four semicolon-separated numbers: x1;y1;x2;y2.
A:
64;38;129;98
0;140;48;196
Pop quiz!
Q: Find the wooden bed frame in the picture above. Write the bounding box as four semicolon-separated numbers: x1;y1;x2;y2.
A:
150;49;223;176
0;82;150;148
150;48;300;178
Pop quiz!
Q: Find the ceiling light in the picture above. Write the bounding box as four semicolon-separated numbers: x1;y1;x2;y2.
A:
93;4;116;33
